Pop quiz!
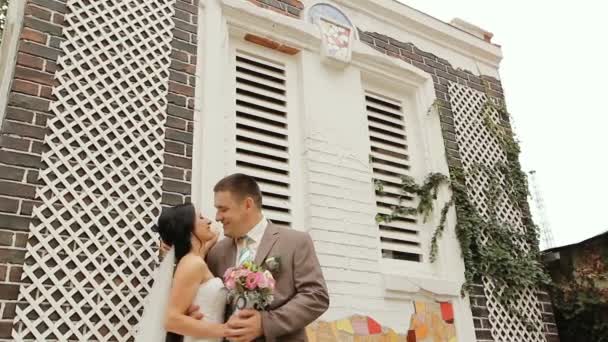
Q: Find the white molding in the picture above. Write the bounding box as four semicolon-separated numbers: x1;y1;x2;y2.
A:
220;0;433;100
221;0;320;52
0;0;27;124
332;0;502;68
383;273;461;297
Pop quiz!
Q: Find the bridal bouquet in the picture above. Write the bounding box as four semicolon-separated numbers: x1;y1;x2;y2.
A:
223;260;276;311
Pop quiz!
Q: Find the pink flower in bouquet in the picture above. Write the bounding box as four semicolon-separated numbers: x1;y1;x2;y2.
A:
235;268;249;280
223;267;234;281
245;272;259;290
256;272;268;288
264;271;276;290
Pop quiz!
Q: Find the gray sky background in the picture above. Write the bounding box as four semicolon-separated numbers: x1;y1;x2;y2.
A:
398;0;608;249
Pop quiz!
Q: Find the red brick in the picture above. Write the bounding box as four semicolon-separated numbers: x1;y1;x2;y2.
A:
19;41;61;61
16;53;44;70
52;13;65;25
0;136;30;152
20;27;47;44
168;81;194;97
40;85;54;99
9;266;23;282
0;181;36;200
175;0;198;14
8;93;50;112
0;197;19;214
0;265;6;281
25;4;52;21
44;60;57;74
14;233;28;248
29;0;67;14
11;79;39;97
170;60;196;74
5;107;35;123
0;231;12;246
0;320;12;338
0;284;19;300
3;121;48;141
14;66;55;87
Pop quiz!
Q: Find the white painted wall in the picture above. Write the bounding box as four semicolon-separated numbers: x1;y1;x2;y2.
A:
0;0;26;124
192;0;502;339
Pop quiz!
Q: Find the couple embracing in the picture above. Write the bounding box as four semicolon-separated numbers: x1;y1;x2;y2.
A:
136;173;329;342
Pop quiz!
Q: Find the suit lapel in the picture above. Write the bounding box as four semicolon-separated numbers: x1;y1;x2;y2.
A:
254;223;279;265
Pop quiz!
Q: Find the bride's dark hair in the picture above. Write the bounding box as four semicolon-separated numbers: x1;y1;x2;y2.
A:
157;203;197;262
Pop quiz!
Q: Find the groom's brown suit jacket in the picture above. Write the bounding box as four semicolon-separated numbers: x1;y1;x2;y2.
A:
206;223;329;342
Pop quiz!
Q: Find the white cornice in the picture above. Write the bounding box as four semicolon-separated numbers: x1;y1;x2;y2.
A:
221;0;321;52
221;0;432;89
332;0;503;68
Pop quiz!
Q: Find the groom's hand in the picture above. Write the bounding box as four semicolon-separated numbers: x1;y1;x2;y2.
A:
226;309;262;342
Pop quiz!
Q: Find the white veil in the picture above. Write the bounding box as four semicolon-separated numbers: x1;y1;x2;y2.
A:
134;248;175;342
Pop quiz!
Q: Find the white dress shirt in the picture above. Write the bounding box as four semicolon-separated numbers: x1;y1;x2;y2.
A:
235;216;268;266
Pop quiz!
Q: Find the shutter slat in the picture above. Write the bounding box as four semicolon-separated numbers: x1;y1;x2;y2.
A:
370;151;409;167
379;230;419;244
371;161;409;176
237;154;290;173
236;72;286;95
368;120;406;136
370;140;408;157
236;141;290;160
236;128;288;149
259;182;290;197
236;115;287;138
380;240;423;254
237;82;287;102
236;60;285;81
367;110;404;127
236;104;287;124
237;163;290;185
369;130;408;147
237;93;287;113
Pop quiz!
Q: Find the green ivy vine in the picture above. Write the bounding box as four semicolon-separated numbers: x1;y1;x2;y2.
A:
374;83;550;326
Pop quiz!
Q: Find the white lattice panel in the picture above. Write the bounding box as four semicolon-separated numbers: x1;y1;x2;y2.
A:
12;0;176;340
448;83;546;342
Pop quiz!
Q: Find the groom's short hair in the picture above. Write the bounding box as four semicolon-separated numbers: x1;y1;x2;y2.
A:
214;173;262;208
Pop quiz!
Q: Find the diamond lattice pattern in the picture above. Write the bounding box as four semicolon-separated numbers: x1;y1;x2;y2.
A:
12;0;176;340
448;83;546;342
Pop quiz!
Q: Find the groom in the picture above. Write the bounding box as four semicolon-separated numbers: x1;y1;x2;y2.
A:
204;173;328;341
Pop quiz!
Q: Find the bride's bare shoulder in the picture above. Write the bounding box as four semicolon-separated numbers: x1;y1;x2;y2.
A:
174;254;211;279
175;254;216;284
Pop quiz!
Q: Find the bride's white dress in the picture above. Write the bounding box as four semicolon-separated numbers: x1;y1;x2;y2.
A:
184;277;227;342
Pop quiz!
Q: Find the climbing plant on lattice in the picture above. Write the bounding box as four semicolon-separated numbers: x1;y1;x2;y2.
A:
448;83;546;342
12;0;176;340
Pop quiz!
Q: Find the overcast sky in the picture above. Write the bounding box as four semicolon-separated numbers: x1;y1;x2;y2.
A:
397;0;608;249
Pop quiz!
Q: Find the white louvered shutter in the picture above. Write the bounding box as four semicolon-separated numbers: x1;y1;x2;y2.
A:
234;52;292;227
366;91;422;262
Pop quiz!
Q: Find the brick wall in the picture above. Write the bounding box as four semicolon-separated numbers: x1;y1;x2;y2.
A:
0;0;199;339
248;0;303;18
161;0;198;207
0;0;67;339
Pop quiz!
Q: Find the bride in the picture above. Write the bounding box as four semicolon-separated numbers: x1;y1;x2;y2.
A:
135;203;227;342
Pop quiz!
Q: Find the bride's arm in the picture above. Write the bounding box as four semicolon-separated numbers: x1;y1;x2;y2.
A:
164;255;227;338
